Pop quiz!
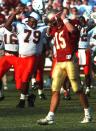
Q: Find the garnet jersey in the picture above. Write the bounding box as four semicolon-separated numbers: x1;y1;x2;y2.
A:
0;27;18;53
50;25;73;62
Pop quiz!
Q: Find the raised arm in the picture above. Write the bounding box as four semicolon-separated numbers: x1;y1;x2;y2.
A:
63;18;75;33
5;5;24;30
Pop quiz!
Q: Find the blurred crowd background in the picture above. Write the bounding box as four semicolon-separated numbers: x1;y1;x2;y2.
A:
0;0;96;23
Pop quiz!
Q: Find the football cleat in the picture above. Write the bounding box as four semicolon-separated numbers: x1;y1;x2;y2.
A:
85;91;90;97
27;94;36;107
39;94;47;100
33;82;40;90
63;95;71;100
81;117;92;123
85;87;90;97
16;100;25;108
37;117;54;125
90;84;94;89
4;86;8;90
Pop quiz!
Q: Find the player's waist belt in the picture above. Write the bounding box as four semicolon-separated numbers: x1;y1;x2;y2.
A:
5;51;18;56
19;54;36;58
78;48;89;49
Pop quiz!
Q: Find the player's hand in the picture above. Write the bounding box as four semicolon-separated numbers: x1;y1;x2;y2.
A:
90;44;95;48
14;5;24;15
93;35;96;40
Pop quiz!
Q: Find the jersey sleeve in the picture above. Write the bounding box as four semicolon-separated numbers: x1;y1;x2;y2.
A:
16;22;25;34
0;27;5;48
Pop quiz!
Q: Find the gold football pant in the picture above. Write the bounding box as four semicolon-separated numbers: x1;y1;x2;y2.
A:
51;61;80;92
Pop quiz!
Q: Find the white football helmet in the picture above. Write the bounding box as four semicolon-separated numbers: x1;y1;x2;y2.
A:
30;12;40;21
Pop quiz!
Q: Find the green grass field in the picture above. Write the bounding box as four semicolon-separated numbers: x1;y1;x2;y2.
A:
0;78;96;131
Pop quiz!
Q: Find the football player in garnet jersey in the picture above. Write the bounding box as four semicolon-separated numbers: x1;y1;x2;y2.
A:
37;10;92;125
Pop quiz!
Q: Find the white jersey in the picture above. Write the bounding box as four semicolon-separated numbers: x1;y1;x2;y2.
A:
16;22;47;56
0;27;18;53
89;26;96;46
88;26;96;53
36;24;48;55
0;27;4;56
78;26;90;49
50;38;57;58
0;27;4;49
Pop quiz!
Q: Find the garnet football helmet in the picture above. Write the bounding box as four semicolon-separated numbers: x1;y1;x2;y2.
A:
47;10;62;27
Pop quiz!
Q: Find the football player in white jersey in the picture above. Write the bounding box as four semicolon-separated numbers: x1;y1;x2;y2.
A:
6;6;48;108
22;19;48;100
76;16;93;96
0;13;6;101
0;25;19;78
32;24;49;100
0;13;19;100
88;24;96;86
